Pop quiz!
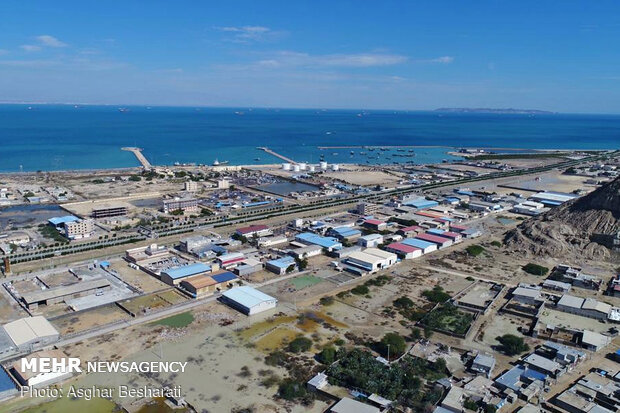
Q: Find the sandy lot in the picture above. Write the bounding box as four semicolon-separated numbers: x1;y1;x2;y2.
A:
322;168;406;186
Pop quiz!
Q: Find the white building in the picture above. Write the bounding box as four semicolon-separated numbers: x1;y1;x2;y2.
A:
220;286;277;315
64;219;94;240
357;234;383;248
345;248;397;274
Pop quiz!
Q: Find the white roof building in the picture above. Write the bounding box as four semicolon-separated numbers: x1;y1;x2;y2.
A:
2;316;59;350
220;286;277;315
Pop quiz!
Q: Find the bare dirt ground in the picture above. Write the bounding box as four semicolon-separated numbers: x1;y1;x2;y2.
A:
322;168;407;186
50;303;131;335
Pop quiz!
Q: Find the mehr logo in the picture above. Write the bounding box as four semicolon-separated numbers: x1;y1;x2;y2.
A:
21;357;82;374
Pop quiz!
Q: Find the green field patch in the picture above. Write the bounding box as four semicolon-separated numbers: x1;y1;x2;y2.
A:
150;311;194;328
290;275;323;290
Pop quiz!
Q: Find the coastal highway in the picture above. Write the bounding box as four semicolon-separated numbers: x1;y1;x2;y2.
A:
5;150;617;272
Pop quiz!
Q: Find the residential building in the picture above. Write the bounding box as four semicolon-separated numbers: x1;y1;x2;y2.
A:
235;224;272;238
471;353;496;378
64;219;94;240
91;206;128;218
162;197;198;213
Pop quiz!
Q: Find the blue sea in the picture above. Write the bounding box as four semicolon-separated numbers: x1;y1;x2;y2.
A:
0;104;619;172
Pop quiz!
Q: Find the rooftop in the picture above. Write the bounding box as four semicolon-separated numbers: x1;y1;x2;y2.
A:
163;262;212;280
221;286;276;309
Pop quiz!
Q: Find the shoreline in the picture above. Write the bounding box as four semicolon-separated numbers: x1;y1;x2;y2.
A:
0;148;611;176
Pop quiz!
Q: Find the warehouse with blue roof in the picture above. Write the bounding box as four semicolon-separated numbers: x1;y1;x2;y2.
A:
401;238;438;254
403;198;439;210
48;215;80;229
295;233;342;251
161;262;212;285
328;226;362;240
266;256;296;275
220;286;277;315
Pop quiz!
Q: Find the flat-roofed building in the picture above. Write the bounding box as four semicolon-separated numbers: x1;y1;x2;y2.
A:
234;258;263;277
329;397;380;413
356;202;381;216
91;206;128;218
21;277;111;309
220;286;277;315
2;316;59;351
289;244;322;260
471;353;496;378
398;225;424;237
64;219;94;240
0;231;30;246
523;353;565;378
257;235;288;247
162;197;198;213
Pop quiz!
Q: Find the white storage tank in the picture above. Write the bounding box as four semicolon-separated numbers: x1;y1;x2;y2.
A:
282;163;291;171
293;164;301;172
332;164;340;171
309;165;316;172
299;162;307;170
319;161;328;170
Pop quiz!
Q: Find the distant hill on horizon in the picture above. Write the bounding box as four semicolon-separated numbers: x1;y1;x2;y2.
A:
434;107;555;114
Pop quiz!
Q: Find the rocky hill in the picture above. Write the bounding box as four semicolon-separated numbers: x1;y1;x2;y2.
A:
504;177;620;259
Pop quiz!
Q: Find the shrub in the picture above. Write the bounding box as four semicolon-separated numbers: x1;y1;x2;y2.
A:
422;285;450;303
466;245;485;256
318;346;337;364
320;296;335;306
278;380;306;400
522;263;549;276
490;240;502;247
393;296;414;309
288;336;312;353
351;285;370;295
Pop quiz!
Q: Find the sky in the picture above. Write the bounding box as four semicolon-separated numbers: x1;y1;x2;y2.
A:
0;1;619;112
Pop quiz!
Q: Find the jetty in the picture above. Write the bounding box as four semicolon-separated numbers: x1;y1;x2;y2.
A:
257;147;296;164
122;147;152;168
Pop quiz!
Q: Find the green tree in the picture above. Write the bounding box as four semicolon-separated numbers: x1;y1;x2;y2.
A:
378;333;406;359
466;245;485;256
522;263;549;276
393;296;414;309
318;346;337;364
496;334;529;356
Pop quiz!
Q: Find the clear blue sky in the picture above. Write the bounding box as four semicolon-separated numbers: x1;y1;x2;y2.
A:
1;1;619;112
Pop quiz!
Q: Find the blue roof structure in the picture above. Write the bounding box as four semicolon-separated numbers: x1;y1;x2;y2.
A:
401;238;435;250
99;261;110;268
242;200;271;208
164;263;211;280
48;215;79;226
444;196;461;203
427;229;445;236
221;286;276;309
212;271;238;283
0;368;15;392
455;189;476;196
495;365;546;391
539;200;563;206
267;256;296;269
296;232;342;250
403;198;439;209
330;227;361;238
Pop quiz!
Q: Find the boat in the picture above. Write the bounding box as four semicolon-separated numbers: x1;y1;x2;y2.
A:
213;159;229;166
350;151;354;155
118;107;129;112
254;158;261;161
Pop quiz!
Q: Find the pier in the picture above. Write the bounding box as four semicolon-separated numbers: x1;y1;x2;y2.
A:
122;147;152;168
257;147;297;164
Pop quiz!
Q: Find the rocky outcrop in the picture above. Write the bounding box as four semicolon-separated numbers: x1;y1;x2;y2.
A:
504;177;620;259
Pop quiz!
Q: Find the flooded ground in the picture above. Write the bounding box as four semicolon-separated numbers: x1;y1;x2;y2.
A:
0;203;63;228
